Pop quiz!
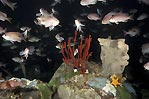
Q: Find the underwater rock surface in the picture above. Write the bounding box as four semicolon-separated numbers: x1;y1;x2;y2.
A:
50;62;134;99
0;78;41;99
48;37;133;99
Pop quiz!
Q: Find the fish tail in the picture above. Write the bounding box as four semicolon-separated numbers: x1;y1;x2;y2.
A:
23;37;27;42
8;2;17;11
122;30;128;36
22;30;27;34
97;9;102;16
129;10;136;20
137;0;142;4
7;17;12;23
3;28;7;33
19;51;24;56
12;3;17;11
0;0;6;6
129;15;134;20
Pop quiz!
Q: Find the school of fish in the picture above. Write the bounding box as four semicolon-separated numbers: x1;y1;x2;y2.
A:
0;0;149;80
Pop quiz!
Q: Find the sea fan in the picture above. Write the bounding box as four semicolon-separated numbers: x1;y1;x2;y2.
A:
61;31;92;74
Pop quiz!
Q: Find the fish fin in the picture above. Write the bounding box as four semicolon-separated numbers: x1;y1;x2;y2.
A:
22;31;28;39
11;3;17;11
115;22;119;24
58;24;62;27
0;0;6;6
50;2;57;6
34;20;38;25
143;33;149;38
10;41;14;44
7;17;12;23
137;0;142;4
50;0;61;7
129;9;138;15
109;23;113;25
36;13;41;16
139;56;143;63
1;28;7;34
23;38;27;42
86;5;90;8
51;8;59;15
49;26;54;31
102;1;108;5
129;15;134;21
19;51;24;56
20;63;26;77
122;30;128;36
3;27;7;32
97;9;102;16
80;13;88;16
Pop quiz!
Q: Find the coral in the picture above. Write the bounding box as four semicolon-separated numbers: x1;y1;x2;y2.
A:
61;31;92;74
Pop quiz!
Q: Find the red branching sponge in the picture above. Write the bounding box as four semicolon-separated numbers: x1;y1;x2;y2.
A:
61;31;92;74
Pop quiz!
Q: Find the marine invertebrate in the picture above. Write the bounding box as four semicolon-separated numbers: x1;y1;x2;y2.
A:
110;74;121;87
61;31;92;74
98;38;129;76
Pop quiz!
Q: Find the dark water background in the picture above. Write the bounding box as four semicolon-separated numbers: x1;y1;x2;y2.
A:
0;0;149;98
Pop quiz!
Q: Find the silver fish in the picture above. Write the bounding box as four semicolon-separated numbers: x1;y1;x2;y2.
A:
20;26;31;39
0;62;6;67
1;41;12;46
55;34;64;42
87;13;101;21
123;27;140;37
19;48;29;59
0;0;17;11
55;43;61;49
0;26;6;34
20;26;31;32
35;15;59;31
74;49;78;56
102;11;116;24
12;57;24;63
10;45;18;49
19;46;35;59
144;62;149;70
138;0;149;5
80;0;98;6
109;12;132;24
98;0;106;2
28;37;40;42
35;48;46;57
0;11;11;22
36;8;51;17
143;33;149;38
2;32;24;43
129;9;138;15
136;13;148;20
50;0;61;6
75;19;85;32
141;43;149;55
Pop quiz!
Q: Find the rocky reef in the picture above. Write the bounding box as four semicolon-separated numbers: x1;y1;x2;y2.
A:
0;37;136;99
48;38;135;99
